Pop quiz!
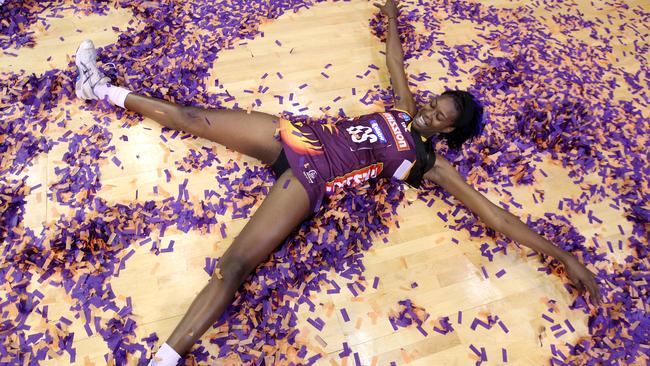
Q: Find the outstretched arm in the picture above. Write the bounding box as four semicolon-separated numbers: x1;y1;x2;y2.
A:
374;0;417;116
424;154;602;305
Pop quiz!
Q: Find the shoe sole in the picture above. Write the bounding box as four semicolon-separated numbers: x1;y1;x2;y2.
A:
75;41;92;68
75;40;99;100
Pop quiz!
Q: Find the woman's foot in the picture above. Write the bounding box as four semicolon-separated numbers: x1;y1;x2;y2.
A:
74;40;110;100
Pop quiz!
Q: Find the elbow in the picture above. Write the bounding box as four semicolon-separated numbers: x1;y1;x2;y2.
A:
386;56;404;67
489;207;511;233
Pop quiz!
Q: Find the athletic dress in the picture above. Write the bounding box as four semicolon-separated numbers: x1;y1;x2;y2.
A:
271;109;435;212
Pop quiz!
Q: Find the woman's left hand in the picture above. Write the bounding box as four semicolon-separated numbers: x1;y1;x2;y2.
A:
373;0;401;19
562;256;602;306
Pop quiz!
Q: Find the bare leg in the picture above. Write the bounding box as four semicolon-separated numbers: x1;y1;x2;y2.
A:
165;169;310;356
124;93;282;164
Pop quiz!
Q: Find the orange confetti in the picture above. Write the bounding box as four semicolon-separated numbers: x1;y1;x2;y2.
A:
400;348;412;364
314;334;327;348
367;311;380;325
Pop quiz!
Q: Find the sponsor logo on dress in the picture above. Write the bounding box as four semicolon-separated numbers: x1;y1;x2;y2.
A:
304;169;318;184
325;163;383;193
381;113;409;151
369;120;387;143
399;112;411;122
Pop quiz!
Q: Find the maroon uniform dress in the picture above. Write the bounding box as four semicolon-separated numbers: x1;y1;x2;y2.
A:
278;109;434;212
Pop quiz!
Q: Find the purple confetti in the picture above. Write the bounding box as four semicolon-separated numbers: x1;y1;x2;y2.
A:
340;308;350;322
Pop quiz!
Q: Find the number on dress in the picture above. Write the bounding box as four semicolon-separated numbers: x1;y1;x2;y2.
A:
346;125;377;143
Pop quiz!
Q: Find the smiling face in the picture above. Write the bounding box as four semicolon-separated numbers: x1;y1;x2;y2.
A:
412;95;460;138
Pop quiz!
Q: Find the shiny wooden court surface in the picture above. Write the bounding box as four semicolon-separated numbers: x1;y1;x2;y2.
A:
2;0;645;365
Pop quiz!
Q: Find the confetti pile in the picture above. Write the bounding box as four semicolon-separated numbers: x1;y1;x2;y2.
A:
1;0;649;365
387;299;517;364
389;299;437;337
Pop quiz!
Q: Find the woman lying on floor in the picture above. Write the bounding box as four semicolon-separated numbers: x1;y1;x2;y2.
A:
73;0;601;364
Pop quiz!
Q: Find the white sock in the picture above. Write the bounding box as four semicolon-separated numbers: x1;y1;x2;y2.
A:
93;83;131;108
148;343;181;366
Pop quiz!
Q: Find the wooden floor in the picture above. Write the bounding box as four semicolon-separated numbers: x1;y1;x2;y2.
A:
1;0;646;365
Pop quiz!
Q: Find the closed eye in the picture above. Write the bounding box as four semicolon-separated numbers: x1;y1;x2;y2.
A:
430;100;442;120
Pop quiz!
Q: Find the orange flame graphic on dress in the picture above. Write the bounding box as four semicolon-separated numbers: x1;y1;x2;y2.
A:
279;118;323;155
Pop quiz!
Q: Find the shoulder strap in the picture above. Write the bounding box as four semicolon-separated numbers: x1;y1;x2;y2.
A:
390;108;413;119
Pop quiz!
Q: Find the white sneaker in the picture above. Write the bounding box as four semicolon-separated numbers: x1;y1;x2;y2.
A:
75;40;110;100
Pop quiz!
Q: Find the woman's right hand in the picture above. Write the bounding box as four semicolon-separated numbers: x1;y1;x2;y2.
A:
373;0;400;19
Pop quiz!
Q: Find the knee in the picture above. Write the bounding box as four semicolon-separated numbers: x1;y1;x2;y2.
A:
173;106;201;129
179;106;202;122
217;256;251;285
